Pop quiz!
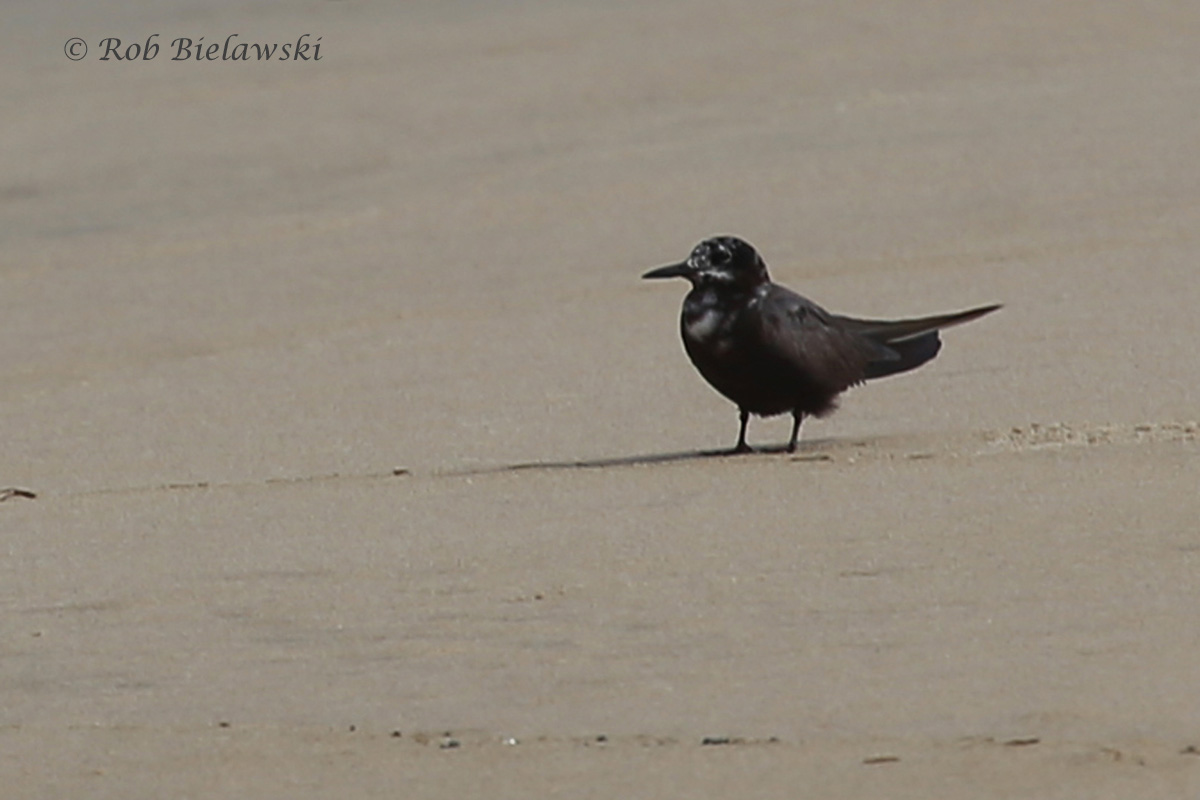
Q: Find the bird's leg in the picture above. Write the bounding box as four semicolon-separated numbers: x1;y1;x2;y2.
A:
786;412;804;453
733;408;752;453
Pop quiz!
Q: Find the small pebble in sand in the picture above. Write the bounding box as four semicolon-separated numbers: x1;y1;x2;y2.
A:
862;755;900;765
1003;737;1040;747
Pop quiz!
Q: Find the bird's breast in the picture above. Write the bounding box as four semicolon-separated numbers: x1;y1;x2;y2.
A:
681;290;748;360
683;307;724;343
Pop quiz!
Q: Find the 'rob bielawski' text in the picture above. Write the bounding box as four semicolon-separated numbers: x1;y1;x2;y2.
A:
98;34;322;61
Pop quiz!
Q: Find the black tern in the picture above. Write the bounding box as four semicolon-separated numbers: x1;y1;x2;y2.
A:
643;236;1000;453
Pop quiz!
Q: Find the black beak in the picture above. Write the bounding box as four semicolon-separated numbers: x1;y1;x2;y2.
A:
642;260;691;280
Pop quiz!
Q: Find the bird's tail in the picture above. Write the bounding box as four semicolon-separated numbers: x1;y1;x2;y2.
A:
837;304;1001;381
862;330;941;379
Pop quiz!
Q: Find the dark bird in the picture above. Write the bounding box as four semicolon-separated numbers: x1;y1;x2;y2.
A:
642;236;1000;453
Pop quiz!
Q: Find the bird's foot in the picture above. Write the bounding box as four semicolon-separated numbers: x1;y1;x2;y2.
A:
731;442;754;455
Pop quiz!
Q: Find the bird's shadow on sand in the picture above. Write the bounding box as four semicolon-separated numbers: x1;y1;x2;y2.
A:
448;439;848;477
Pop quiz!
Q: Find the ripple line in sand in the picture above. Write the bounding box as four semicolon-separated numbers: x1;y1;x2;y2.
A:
982;420;1199;453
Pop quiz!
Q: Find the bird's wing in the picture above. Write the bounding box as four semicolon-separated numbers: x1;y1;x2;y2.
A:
830;304;1001;344
750;287;884;392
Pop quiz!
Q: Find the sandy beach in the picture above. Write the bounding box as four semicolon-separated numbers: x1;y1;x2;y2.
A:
3;1;1199;796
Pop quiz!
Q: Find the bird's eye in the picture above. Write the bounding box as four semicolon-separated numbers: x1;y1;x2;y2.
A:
709;245;731;266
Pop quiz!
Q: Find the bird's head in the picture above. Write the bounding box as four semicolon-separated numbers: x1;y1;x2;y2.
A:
642;236;769;290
